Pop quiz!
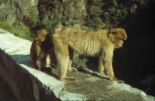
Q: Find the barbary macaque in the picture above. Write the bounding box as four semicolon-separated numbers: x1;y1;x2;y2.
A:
52;26;127;81
30;29;56;70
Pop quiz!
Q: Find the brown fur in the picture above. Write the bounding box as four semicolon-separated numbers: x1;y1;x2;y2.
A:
52;27;127;81
30;29;56;70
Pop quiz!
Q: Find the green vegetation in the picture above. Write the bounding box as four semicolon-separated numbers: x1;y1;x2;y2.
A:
0;21;32;41
73;52;88;67
41;17;60;33
28;7;38;24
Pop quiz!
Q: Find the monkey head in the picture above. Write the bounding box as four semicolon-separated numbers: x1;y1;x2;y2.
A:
34;29;48;42
108;28;127;48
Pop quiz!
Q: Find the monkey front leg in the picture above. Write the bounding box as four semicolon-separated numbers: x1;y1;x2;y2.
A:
32;43;43;70
103;48;116;80
104;61;115;80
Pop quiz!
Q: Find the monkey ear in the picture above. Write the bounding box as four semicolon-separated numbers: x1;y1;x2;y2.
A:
110;28;127;40
110;29;117;35
108;27;115;34
117;29;127;41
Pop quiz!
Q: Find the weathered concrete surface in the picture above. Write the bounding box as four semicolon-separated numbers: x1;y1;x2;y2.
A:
0;28;154;101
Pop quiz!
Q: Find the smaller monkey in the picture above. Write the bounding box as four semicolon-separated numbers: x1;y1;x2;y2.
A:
30;29;55;70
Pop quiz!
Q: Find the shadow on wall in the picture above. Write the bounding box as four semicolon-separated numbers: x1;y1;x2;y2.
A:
11;54;32;67
11;54;57;78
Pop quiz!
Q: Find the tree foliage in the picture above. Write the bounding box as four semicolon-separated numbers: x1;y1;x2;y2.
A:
37;0;149;30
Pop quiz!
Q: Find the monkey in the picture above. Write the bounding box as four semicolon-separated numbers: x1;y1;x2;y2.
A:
30;28;48;70
30;29;56;70
52;26;127;81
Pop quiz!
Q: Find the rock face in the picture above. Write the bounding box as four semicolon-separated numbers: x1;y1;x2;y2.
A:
0;0;143;30
37;0;87;24
0;0;38;25
0;28;154;101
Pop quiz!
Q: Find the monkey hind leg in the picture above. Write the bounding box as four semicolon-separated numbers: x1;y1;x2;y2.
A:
57;57;76;81
53;36;76;81
54;48;75;81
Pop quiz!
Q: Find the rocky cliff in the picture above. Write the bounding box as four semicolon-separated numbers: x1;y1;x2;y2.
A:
0;0;38;25
0;0;144;28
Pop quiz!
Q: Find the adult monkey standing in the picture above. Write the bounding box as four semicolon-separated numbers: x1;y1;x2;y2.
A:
52;27;127;81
